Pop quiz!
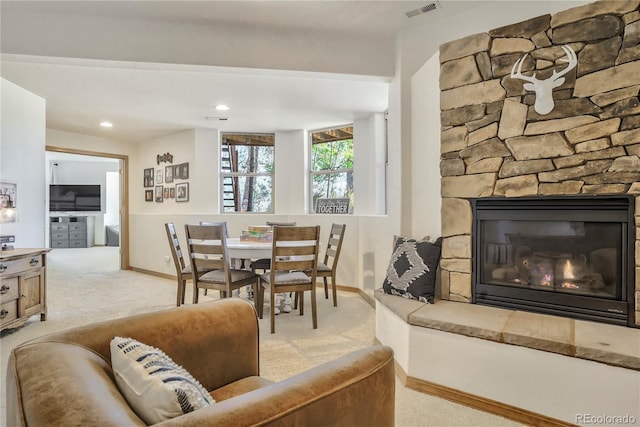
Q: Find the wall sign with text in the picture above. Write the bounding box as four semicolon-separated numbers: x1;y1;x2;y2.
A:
315;198;350;214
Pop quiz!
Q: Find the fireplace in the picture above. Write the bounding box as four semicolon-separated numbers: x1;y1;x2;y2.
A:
472;195;636;327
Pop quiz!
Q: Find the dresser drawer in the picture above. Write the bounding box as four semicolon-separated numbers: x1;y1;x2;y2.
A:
51;232;68;240
0;277;19;302
0;299;18;325
0;254;43;276
69;231;86;240
69;223;85;232
50;223;69;232
69;240;87;248
51;240;69;248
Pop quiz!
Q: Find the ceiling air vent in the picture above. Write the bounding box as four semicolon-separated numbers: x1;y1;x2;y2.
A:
405;1;440;18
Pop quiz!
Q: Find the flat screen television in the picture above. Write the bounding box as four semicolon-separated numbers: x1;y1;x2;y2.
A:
49;184;101;212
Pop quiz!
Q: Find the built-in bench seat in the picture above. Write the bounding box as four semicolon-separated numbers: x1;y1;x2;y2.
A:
375;289;640;370
374;289;640;426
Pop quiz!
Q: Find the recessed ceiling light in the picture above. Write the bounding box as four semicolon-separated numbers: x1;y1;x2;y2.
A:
100;121;113;128
215;104;229;111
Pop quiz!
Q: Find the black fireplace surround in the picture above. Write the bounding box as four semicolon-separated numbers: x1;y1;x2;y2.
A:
472;195;636;327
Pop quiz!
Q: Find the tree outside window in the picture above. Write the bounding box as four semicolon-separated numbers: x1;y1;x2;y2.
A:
310;126;354;213
221;133;274;213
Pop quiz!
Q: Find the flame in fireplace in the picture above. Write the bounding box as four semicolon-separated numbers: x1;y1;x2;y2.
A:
563;259;574;279
561;259;579;289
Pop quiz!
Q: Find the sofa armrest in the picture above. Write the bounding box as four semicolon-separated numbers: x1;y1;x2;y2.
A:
158;345;396;427
22;299;260;391
7;342;146;427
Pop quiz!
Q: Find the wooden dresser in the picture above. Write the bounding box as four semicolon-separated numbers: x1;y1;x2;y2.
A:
0;248;50;331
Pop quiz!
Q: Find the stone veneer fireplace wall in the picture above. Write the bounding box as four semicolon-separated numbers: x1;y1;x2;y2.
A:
438;0;640;326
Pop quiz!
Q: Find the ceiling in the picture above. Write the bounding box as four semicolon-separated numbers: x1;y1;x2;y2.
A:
1;0;454;143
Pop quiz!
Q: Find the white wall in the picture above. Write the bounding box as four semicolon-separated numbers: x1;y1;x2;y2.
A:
47;129;132;157
353;113;387;216
275;130;307;214
104;171;120;226
0;78;46;247
410;53;441;240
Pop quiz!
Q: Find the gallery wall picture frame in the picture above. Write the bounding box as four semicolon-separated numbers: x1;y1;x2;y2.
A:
0;181;17;208
156;169;163;185
145;190;153;202
176;182;189;202
143;168;154;188
179;163;189;179
165;165;174;183
163;187;170;199
169;187;175;198
173;165;180;180
155;186;164;202
0;181;18;223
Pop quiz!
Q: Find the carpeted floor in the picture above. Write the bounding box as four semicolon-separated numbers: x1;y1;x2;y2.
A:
1;247;523;426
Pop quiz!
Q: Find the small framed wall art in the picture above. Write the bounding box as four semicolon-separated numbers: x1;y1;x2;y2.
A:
145;190;153;202
165;165;174;183
155;186;164;202
179;163;189;180
143;168;154;187
176;183;189;202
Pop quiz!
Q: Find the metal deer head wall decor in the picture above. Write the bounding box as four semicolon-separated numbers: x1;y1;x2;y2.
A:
510;45;577;115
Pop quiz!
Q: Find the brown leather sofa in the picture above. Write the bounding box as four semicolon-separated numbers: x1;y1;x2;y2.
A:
7;298;395;426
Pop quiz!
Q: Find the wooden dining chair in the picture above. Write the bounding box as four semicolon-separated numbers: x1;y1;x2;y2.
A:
185;222;259;304
165;223;191;306
250;221;296;273
316;223;346;307
256;225;320;333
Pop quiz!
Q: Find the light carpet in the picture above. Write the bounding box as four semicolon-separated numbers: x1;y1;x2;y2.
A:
1;247;523;427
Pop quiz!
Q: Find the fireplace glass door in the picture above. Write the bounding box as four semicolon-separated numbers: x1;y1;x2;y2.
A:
473;196;634;326
480;220;622;299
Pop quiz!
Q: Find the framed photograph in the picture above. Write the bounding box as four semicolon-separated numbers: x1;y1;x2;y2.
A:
156;169;163;185
173;165;181;180
169;187;175;198
145;190;153;202
175;182;189;202
0;181;17;208
143;168;154;188
163;187;170;199
155;186;164;202
0;181;17;223
179;162;189;179
165;165;174;183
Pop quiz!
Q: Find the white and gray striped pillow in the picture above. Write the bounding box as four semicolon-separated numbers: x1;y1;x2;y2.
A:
110;337;213;424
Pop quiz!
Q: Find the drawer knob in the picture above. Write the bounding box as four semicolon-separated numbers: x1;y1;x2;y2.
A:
0;309;8;319
30;258;39;266
0;264;6;272
0;285;9;294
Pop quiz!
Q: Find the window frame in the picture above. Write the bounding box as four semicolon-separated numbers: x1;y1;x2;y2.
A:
308;125;354;214
220;132;275;214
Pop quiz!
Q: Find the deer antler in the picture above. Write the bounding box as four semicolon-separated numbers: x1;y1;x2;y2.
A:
510;54;538;83
550;44;578;82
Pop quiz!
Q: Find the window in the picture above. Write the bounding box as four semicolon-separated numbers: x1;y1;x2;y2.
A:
221;133;274;213
310;126;354;213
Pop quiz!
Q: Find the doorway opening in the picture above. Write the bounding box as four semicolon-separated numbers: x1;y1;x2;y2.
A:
46;146;129;270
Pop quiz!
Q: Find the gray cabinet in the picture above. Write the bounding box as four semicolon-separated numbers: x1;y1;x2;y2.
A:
50;217;94;248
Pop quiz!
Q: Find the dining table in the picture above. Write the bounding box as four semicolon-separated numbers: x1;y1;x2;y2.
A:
225;237;272;262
